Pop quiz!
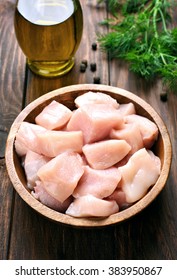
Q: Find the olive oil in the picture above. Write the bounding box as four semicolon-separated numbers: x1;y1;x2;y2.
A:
14;0;83;77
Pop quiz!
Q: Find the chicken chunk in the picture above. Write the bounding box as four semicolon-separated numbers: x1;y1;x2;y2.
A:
66;195;119;217
117;102;136;116
125;114;159;148
32;180;73;212
74;91;119;108
118;148;161;203
35;100;72;130
24;150;50;189
73;166;121;198
110;123;144;155
67;103;123;143
37;152;84;202
107;189;132;210
82;139;131;169
15;122;46;156
36;130;83;157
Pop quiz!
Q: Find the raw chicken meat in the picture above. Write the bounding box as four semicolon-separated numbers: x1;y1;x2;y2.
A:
82;139;131;169
110;123;144;155
35;100;72;130
24;150;50;189
37;151;84;203
125;114;158;148
15;92;161;218
67;103;124;143
15;122;46;156
36;130;83;157
117;102;136;116
74;91;119;108
66;195;119;217
73;165;121;198
107;189;132;210
118;148;161;203
32;181;72;212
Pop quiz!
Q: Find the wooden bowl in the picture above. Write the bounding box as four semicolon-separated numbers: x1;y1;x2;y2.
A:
5;84;172;227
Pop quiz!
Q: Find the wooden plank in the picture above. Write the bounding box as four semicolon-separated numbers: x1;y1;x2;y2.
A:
109;40;177;259
0;0;26;259
0;0;26;127
0;161;14;260
8;0;110;260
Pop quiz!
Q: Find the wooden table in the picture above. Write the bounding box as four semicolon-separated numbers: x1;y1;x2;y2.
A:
0;0;177;260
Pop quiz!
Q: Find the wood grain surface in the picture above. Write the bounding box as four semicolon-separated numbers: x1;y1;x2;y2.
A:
0;0;177;260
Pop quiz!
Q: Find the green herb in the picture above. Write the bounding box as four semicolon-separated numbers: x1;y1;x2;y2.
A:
122;0;150;14
97;0;120;15
98;0;177;94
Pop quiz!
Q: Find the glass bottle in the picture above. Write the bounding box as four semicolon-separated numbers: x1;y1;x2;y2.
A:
14;0;83;77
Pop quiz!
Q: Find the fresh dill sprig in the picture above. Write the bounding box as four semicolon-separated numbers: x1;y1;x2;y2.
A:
97;0;120;15
98;0;177;94
98;0;150;14
122;0;150;14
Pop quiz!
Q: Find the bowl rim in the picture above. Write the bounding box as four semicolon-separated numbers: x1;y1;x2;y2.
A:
5;84;172;227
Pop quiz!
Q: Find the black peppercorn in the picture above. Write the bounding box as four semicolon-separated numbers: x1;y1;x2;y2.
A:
81;59;88;68
93;76;101;84
92;42;97;51
90;63;97;72
160;92;168;102
80;63;87;73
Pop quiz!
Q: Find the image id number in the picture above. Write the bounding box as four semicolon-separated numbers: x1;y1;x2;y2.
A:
108;266;162;276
